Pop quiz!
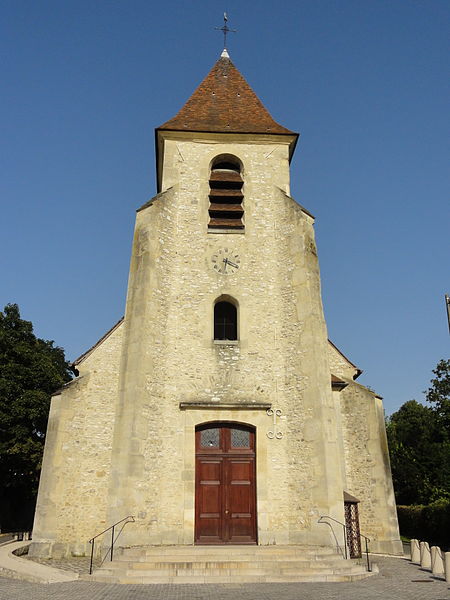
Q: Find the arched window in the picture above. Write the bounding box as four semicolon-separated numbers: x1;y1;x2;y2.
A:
214;301;237;340
208;155;244;230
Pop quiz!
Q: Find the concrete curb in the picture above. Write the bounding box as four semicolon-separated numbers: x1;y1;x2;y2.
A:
0;541;79;584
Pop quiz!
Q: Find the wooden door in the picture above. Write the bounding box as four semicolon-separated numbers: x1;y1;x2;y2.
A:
195;423;256;544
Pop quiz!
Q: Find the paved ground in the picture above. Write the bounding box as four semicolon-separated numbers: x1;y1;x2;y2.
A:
24;554;99;574
0;535;15;545
0;556;449;600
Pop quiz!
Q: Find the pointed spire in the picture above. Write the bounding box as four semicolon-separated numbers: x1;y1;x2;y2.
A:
158;54;295;135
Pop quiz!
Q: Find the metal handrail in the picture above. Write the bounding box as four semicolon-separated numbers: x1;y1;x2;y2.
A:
318;515;371;571
88;515;135;575
360;532;371;572
318;515;348;559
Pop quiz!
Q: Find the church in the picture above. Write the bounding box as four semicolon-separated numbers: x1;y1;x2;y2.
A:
30;49;402;578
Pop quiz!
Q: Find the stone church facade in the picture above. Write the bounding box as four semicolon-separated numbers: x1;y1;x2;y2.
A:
30;51;402;560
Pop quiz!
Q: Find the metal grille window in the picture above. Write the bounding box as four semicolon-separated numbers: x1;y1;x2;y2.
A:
344;501;362;559
214;301;237;340
200;428;220;448
231;428;250;448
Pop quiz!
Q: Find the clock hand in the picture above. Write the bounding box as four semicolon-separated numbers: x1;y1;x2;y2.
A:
226;260;238;269
222;257;228;273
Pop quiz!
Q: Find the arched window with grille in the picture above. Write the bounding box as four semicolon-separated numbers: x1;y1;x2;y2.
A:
208;155;244;230
214;300;238;340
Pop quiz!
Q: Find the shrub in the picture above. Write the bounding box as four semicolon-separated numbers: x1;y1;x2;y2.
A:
397;500;450;550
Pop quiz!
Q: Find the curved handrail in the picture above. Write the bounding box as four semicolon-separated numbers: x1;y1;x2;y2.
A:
88;515;135;574
318;515;371;571
318;515;348;559
88;515;134;543
318;515;346;528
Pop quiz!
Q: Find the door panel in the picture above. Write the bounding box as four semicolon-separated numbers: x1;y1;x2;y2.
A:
195;423;256;544
226;458;256;542
196;458;223;543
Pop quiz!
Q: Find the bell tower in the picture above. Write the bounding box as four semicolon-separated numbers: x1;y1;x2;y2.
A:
106;50;348;547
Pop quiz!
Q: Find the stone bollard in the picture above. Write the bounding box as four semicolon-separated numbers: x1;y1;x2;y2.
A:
445;552;450;583
420;541;431;569
431;546;444;576
410;538;420;563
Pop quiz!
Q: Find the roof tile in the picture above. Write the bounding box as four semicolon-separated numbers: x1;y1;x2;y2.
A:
158;55;294;135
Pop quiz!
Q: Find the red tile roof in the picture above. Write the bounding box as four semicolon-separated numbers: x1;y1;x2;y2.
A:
158;54;295;135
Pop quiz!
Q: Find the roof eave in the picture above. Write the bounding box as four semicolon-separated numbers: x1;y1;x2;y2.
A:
73;317;124;366
328;339;363;380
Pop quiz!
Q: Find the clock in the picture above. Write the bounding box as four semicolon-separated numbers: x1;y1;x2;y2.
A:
211;248;240;274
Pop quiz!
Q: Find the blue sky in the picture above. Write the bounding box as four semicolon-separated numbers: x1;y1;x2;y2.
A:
1;1;448;414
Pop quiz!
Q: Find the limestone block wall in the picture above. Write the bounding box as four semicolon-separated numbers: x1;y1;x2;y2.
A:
30;132;370;555
107;134;347;548
339;381;402;554
328;342;358;380
29;322;124;558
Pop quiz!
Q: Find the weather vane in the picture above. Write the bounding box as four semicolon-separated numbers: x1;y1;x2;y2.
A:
215;13;236;50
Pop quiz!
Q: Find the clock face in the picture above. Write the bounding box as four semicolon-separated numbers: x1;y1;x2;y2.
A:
211;248;240;274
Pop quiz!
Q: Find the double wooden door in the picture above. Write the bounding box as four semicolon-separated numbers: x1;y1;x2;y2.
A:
195;423;256;544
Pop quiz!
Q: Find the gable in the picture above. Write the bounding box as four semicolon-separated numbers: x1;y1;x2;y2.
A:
73;317;124;369
328;339;362;380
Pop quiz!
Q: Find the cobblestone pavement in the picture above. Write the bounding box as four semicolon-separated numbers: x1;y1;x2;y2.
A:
0;556;449;600
24;554;100;574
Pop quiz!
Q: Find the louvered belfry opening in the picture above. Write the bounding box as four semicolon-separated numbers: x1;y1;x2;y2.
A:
208;157;244;229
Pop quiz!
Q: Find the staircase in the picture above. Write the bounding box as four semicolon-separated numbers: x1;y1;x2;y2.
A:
84;545;372;584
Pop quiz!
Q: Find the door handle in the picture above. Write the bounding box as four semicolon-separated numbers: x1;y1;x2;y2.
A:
225;510;229;514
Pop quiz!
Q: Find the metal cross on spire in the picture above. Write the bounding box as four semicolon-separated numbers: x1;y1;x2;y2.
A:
215;13;236;50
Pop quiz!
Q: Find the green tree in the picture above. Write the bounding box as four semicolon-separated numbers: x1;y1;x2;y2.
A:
426;359;450;431
386;360;450;505
387;400;436;504
0;304;72;530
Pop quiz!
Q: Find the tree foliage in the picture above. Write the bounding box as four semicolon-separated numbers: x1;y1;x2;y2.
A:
397;500;450;550
386;360;450;506
426;359;450;430
0;304;72;529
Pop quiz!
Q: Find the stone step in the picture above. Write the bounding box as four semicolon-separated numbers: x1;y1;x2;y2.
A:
119;544;337;557
125;560;344;569
118;548;340;562
125;556;348;570
117;554;345;564
86;571;370;584
119;565;364;578
85;545;371;584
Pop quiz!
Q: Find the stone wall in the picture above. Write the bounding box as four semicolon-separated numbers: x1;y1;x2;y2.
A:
339;381;402;554
328;342;358;380
30;130;400;557
29;322;123;558
107;132;347;548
